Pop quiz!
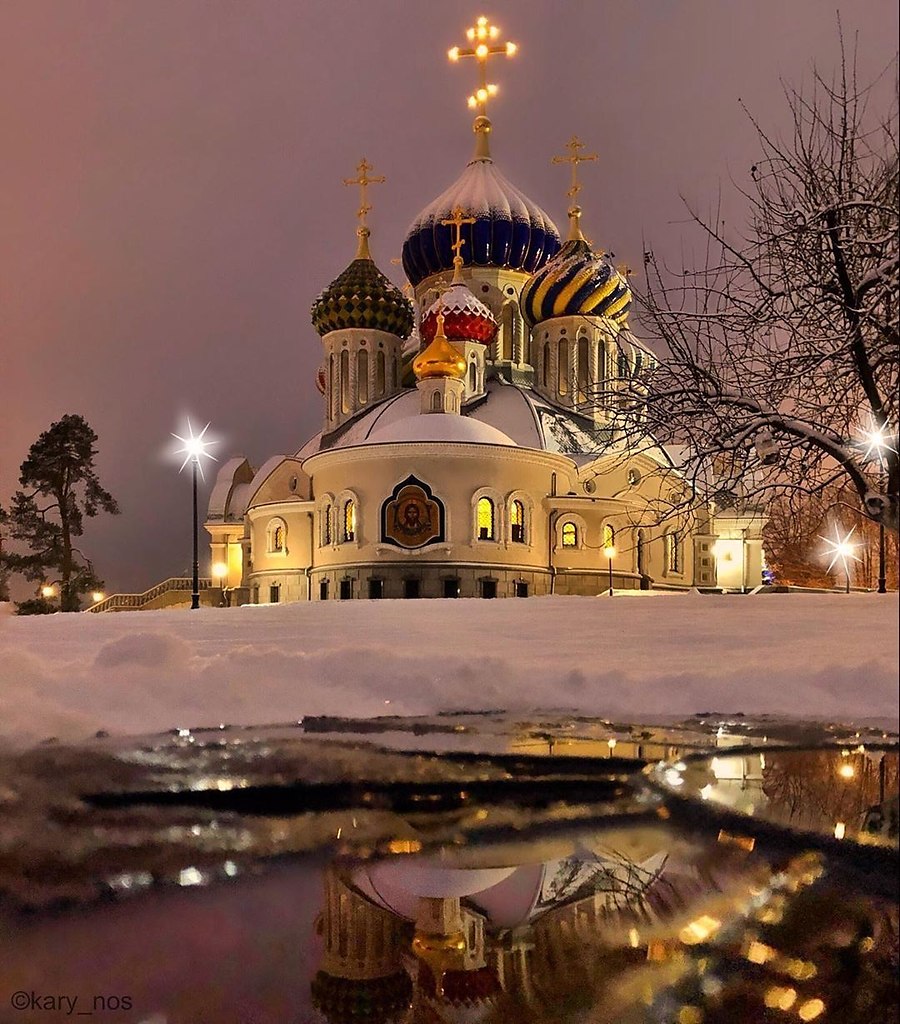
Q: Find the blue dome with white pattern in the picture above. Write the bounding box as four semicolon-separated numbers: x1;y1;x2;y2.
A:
402;155;561;287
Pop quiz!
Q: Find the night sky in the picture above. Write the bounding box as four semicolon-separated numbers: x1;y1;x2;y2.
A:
1;1;896;595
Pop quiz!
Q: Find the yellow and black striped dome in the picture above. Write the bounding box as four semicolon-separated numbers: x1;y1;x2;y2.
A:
520;230;631;328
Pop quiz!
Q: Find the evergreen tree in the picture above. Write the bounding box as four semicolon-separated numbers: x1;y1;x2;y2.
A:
0;415;120;611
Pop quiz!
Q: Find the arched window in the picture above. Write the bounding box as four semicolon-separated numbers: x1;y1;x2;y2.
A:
476;497;495;540
358;350;369;404
468;360;477;393
558;340;569;396
329;354;336;416
561;521;578;548
577;335;589;403
603;524;615;550
431;391;442;412
343;500;356;542
391;355;399;388
267;518;287;553
637;529;647;576
666;532;681;573
321;504;332;546
510;500;525;543
340;349;350;413
376;351;386;396
617;348;629;380
542;344;550;388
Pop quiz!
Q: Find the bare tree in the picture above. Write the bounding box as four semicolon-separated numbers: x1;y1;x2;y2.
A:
616;37;898;535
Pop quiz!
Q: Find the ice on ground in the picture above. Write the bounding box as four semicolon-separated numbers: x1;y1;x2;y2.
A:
0;594;897;746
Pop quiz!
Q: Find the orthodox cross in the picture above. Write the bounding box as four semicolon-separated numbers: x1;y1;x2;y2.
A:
342;157;385;234
551;136;598;209
440;205;477;279
447;16;517;116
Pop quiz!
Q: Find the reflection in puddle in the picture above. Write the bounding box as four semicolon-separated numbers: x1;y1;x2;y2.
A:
0;727;896;1023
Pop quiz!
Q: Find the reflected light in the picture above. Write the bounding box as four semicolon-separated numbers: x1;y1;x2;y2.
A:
834;822;846;840
838;763;856;779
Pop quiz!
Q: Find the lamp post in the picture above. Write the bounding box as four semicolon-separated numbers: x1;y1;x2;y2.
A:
858;423;895;594
603;544;615;596
822;526;861;594
172;420;216;611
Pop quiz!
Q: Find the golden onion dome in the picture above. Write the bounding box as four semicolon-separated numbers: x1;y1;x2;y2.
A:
413;309;467;380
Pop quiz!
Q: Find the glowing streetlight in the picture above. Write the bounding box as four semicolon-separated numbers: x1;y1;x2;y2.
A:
41;585;56;599
820;526;862;594
856;421;895;595
172;419;217;610
603;544;616;596
91;591;105;604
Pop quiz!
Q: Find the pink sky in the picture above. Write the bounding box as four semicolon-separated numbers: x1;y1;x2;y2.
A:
1;1;897;594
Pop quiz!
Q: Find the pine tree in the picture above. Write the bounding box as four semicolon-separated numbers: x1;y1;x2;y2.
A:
0;415;120;611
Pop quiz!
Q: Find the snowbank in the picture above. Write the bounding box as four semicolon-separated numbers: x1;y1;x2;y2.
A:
0;594;896;746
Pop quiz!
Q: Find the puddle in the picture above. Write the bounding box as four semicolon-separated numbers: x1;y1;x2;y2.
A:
0;720;896;1023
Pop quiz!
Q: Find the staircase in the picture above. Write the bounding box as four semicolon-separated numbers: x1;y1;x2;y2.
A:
88;577;214;613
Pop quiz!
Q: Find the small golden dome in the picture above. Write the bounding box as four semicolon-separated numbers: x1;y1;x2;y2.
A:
413;309;467;380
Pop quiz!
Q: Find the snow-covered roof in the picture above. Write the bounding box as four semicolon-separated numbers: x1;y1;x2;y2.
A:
367;413;515;446
298;381;658;459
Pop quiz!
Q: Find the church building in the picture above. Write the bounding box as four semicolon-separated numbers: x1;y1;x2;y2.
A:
206;16;764;603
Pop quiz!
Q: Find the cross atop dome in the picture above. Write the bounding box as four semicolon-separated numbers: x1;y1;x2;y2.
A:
440;205;477;283
552;136;598;241
342;157;385;259
448;15;517;160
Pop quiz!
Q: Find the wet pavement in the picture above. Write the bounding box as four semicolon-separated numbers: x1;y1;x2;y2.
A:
0;714;897;1023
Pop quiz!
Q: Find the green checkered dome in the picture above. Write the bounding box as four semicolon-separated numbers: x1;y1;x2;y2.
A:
311;232;413;339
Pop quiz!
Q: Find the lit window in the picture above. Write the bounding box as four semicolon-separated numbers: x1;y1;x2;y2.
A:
343;500;356;542
511;500;525;543
561;522;578;548
666;532;681;573
322;504;332;546
603;524;615;549
476;497;495;540
268;519;286;553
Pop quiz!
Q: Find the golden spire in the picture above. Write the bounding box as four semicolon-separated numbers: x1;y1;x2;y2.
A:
342;157;386;259
448;15;518;161
440;205;477;282
551;136;598;241
413;308;466;381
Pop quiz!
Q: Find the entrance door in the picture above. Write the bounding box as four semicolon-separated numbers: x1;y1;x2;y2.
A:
480;579;498;599
403;578;421;599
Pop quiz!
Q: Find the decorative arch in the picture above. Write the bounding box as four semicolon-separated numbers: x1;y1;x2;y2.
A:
337;489;359;544
318;493;335;547
266;517;287;555
471;486;504;543
555;512;588;551
506;490;534;546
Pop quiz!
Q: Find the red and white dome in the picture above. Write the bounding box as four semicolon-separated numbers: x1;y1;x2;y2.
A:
420;283;497;345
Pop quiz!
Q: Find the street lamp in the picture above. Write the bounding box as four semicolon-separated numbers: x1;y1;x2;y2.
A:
212;561;228;606
821;526;862;594
603;544;616;596
859;424;896;595
172;420;217;610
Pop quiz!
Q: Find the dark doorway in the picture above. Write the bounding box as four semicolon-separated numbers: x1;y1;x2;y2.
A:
403;578;421;599
514;581;528;597
319;579;329;601
480;579;498;599
269;585;280;604
442;578;460;598
368;578;384;599
339;579;352;600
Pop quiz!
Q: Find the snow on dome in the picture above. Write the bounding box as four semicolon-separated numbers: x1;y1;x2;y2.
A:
521;235;632;327
367;413;516;447
402;159;561;286
420;282;497;345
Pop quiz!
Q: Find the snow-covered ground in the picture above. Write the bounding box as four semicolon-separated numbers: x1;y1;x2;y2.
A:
0;593;897;746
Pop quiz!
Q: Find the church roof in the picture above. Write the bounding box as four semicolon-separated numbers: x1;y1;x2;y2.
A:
298;381;624;457
368;413;515;446
401;158;561;287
